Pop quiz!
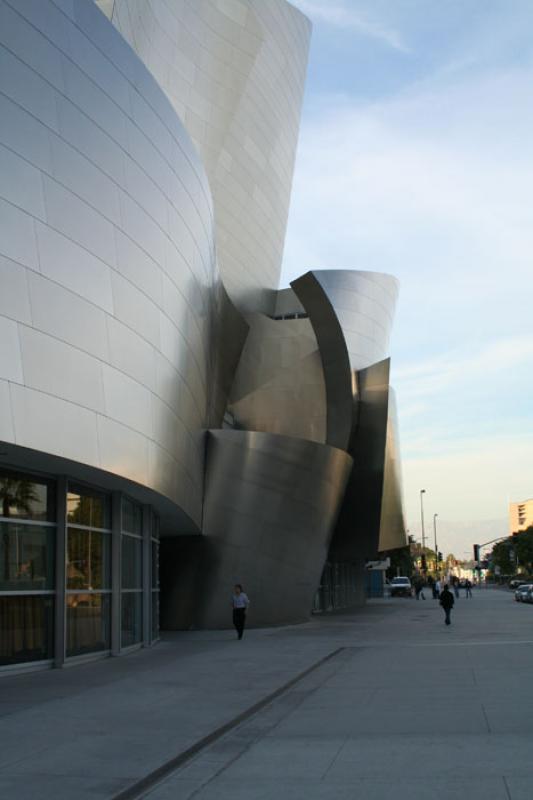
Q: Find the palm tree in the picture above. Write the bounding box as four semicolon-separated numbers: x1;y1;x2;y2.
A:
0;478;39;518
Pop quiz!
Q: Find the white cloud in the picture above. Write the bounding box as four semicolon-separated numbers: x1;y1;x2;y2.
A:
291;0;410;53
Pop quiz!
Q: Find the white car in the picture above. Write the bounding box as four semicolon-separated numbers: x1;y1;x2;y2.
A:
390;577;412;597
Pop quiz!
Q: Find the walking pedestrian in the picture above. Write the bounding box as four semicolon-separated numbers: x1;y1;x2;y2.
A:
439;584;454;625
231;584;250;640
435;578;442;599
465;579;472;598
453;579;460;599
414;578;425;600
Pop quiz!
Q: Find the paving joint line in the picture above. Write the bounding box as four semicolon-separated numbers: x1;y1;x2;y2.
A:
110;646;346;800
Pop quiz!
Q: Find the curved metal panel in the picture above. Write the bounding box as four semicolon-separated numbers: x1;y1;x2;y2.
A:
378;389;407;552
208;284;249;428
329;358;406;562
291;272;353;449
227;312;327;443
188;429;353;628
0;0;220;530
109;0;312;315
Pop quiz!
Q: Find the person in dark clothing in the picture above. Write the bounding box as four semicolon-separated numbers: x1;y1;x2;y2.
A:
440;584;455;625
231;584;250;640
414;578;425;600
465;579;473;598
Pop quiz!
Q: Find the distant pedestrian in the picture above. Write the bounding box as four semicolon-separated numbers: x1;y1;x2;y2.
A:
440;584;455;625
414;579;425;600
453;580;460;599
231;584;250;640
435;579;442;599
465;579;472;598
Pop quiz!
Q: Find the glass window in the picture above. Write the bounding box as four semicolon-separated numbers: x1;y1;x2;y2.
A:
0;596;54;665
122;535;142;589
66;593;110;657
0;522;55;591
0;469;55;522
151;592;159;640
121;592;142;647
122;497;142;536
67;530;110;590
151;540;159;589
152;513;160;539
67;486;109;529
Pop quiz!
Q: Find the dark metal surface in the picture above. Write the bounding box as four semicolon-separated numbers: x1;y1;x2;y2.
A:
190;429;353;627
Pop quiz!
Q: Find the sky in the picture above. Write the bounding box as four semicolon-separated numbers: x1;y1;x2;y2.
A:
283;0;533;559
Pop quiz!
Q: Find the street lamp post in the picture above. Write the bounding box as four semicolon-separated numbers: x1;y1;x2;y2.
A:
420;489;426;550
420;489;427;575
433;513;439;575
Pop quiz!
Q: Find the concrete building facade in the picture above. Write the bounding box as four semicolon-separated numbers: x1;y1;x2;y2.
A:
0;0;406;670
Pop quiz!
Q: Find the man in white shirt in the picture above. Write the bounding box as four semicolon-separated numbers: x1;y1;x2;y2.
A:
232;584;250;640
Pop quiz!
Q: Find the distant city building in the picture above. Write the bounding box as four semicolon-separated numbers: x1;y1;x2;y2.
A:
0;0;406;672
509;499;533;534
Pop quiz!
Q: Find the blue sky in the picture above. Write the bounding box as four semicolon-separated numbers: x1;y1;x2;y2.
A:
283;0;533;558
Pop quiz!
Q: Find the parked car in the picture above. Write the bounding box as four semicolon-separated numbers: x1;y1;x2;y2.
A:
390;577;412;597
523;587;533;604
509;577;533;589
514;584;533;602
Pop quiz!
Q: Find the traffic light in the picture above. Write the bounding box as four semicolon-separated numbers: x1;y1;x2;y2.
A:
473;544;480;561
421;554;427;570
438;551;443;563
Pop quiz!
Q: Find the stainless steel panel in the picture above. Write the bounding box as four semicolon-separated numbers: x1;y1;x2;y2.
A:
96;415;149;486
0;317;23;382
41;176;117;269
0;143;46;220
329;358;406;562
0;41;59;132
0;1;65;90
110;271;161;348
11;383;100;465
183;429;353;628
55;94;126;185
228;312;326;443
0;378;14;442
0;256;32;324
106;316;157;390
0;197;39;270
291;272;353;450
102;364;152;438
378;389;407;552
27;271;110;361
111;0;311;314
35;221;114;312
49;135;121;226
19;326;105;414
114;229;163;306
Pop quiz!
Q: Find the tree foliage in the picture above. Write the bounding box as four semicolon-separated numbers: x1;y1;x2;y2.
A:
490;528;533;574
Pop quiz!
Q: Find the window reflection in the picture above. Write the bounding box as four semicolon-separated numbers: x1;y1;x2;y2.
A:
122;535;142;590
66;593;110;657
151;541;159;589
67;529;110;590
67;486;109;529
122;497;142;535
151;592;159;640
0;523;55;591
0;470;55;521
121;592;142;647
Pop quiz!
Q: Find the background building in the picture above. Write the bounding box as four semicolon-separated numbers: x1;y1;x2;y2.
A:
0;0;406;671
509;499;533;534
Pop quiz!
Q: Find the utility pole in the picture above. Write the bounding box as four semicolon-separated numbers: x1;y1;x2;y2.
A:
433;513;438;574
420;489;427;575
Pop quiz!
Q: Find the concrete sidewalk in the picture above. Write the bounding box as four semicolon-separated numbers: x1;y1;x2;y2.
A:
2;588;532;799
